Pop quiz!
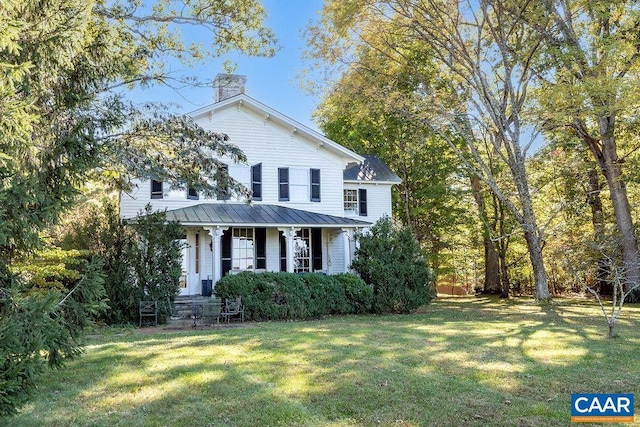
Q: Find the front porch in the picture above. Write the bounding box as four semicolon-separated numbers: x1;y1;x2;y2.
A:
166;203;370;296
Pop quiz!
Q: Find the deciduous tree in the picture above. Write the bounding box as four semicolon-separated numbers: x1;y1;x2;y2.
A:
307;0;552;299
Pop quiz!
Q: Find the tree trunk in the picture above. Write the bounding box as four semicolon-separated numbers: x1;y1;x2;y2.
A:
592;117;640;291
469;176;501;293
523;227;550;300
586;165;611;295
484;237;501;293
510;141;551;301
499;251;510;297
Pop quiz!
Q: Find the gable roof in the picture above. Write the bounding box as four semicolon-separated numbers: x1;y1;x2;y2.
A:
163;203;371;228
344;155;402;184
189;94;364;163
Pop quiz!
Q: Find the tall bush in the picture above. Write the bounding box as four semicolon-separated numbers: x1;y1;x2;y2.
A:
58;202;184;324
125;205;184;322
351;217;435;313
58;201;135;324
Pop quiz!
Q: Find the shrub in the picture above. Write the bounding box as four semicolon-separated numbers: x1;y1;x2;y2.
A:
0;255;106;416
300;273;348;316
215;271;371;320
333;273;373;314
351;217;435;313
127;205;184;323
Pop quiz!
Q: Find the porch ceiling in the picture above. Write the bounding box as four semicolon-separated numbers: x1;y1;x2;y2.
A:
163;203;371;228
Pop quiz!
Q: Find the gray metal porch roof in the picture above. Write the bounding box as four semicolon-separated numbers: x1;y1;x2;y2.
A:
164;203;371;228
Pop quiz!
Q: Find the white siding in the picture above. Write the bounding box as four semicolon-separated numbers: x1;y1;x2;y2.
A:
198;107;347;216
120;105;351;219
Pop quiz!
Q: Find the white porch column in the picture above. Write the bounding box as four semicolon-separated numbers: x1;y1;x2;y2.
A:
278;227;300;273
342;228;353;273
205;226;229;284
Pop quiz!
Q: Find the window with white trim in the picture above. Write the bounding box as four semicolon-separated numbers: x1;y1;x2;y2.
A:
232;228;254;270
151;180;163;199
294;228;311;273
289;168;308;202
343;188;367;216
310;169;321;202
344;189;358;214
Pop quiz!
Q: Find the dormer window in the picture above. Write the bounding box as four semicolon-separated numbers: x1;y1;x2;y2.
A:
151;180;163;199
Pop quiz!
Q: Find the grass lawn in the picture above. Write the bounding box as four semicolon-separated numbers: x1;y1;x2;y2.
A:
7;296;640;426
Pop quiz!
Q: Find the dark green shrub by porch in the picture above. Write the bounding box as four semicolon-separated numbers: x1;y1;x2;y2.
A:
350;217;435;313
215;271;371;320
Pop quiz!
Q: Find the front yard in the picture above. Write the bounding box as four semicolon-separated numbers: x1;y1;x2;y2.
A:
9;296;640;426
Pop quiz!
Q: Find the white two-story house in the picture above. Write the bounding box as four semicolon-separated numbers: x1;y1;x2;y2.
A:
120;74;401;296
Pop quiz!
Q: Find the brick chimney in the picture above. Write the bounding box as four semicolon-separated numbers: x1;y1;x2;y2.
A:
213;73;247;102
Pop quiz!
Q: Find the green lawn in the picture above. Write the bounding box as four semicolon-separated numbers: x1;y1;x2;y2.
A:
8;296;640;426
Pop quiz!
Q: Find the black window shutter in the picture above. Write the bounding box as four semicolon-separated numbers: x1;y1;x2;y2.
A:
251;163;262;201
358;189;368;216
310;169;321;202
221;228;232;277
279;233;287;271
312;228;322;271
279;167;289;201
255;228;266;269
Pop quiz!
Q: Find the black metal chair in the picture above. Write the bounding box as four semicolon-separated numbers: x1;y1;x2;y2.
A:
139;301;158;327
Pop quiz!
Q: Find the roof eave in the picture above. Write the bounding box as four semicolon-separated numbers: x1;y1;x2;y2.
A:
176;222;370;228
343;179;402;185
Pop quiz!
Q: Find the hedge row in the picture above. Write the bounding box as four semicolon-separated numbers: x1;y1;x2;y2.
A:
214;272;373;321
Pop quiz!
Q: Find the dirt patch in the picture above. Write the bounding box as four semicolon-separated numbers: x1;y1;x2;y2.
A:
137;322;254;334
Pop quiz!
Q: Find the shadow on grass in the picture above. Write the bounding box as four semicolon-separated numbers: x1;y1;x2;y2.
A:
9;297;640;426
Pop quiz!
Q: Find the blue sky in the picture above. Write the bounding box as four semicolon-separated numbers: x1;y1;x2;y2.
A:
131;0;325;131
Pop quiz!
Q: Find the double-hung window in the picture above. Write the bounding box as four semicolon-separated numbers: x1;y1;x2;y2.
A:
279;228;323;272
221;227;266;276
232;228;255;270
294;228;311;273
343;188;367;216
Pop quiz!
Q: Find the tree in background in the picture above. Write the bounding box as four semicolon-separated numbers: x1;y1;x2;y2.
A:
351;217;435;313
315;60;467;278
307;0;552;299
519;0;640;290
56;202;185;325
127;206;184;323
